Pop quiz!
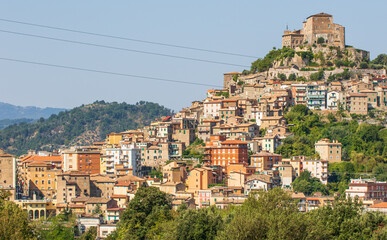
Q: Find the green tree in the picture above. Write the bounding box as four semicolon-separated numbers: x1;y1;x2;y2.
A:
278;73;286;81
117;187;172;240
372;53;387;65
175;206;224;240
360;62;369;69
288;73;296;81
80;226;97;240
218;188;308;240
292;171;328;195
0;199;34;240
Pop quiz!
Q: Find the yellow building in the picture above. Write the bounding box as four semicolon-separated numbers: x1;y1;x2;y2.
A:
107;133;123;145
14;199;55;220
26;162;62;200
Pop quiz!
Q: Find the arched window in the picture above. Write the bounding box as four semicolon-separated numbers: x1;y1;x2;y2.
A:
34;210;39;219
40;210;45;219
29;210;33;220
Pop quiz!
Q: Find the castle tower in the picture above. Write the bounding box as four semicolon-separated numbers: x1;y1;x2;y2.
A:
282;13;345;49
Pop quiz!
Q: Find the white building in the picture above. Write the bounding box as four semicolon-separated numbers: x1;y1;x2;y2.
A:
244;175;274;195
327;91;339;110
99;224;117;239
203;100;221;118
104;143;141;176
307;85;327;110
302;159;328;184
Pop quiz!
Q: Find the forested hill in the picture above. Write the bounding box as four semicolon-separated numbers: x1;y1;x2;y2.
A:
0;101;173;156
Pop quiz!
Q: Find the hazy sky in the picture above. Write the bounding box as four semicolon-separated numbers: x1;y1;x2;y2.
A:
0;1;386;111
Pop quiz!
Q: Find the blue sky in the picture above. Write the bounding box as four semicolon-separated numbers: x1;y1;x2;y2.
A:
0;1;385;111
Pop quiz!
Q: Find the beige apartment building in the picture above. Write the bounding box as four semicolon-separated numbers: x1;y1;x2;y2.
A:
359;90;378;109
346;93;368;115
57;171;91;204
250;151;282;172
315;139;342;162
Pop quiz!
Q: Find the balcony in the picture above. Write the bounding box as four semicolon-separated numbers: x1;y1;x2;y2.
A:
307;95;326;99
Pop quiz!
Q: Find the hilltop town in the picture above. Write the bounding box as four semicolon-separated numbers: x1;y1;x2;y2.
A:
1;13;387;239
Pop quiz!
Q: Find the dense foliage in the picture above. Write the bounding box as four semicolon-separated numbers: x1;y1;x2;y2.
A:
248;48;295;74
108;187;387;240
0;101;173;155
276;105;387;193
0;191;34;240
276;105;387;164
292;171;328;195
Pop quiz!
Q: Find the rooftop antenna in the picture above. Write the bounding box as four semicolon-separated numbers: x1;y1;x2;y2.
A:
286;24;289;31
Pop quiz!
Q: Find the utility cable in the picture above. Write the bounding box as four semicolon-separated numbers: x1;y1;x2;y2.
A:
0;18;258;59
0;29;250;68
0;57;223;88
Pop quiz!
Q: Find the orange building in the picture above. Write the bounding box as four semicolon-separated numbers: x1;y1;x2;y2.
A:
204;139;248;169
226;163;255;175
186;167;220;194
77;150;101;174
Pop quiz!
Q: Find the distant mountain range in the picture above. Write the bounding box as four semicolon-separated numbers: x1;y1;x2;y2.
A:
0;102;67;120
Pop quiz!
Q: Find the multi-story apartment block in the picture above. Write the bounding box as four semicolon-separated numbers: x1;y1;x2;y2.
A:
90;175;116;198
26;162;61;200
274;161;295;188
345;179;387;201
327;91;339;110
186;167;220;194
302;159;328;184
345;93;368;115
287;156;305;177
162;161;187;183
141;142;184;169
172;128;195;146
197;120;217;141
156;122;173;142
261;134;280;153
204;140;248;169
203;100;221;118
62;146;101;174
250;151;282;172
102;143;140;176
359;90;378;109
291;84;308;105
307;85;327;110
56;171;91;204
315;139;342;162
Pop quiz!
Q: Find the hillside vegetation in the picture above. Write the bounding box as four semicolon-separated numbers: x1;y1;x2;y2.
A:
243;46;387;79
0;101;173;155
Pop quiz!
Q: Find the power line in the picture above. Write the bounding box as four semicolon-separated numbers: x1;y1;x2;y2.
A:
0;57;223;88
0;29;250;68
0;18;258;59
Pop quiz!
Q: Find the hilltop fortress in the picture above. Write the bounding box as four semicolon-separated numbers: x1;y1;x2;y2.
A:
282;13;345;49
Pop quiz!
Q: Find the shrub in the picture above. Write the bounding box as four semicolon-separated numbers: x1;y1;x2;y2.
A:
278;73;287;81
288;73;297;81
317;37;325;44
360;62;369;69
